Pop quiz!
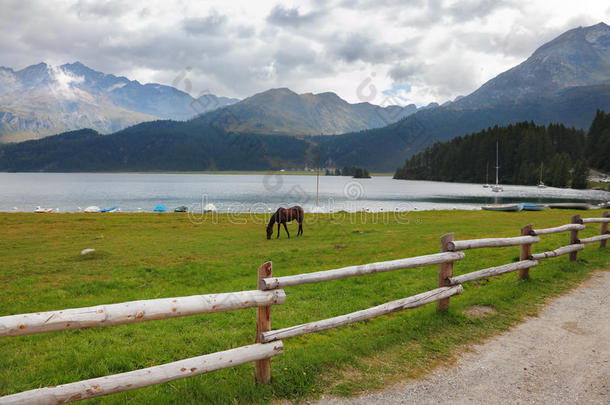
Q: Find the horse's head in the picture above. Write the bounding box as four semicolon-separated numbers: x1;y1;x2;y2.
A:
266;224;273;239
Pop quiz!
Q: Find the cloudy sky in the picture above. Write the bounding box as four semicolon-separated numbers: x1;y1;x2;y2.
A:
1;0;608;106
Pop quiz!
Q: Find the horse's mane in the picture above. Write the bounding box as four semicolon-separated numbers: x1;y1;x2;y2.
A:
267;209;280;229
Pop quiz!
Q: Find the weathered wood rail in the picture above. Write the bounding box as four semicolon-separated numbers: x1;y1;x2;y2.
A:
1;211;608;404
531;223;585;235
530;244;584;260
261;251;465;289
260;286;463;343
448;260;539;285
0;342;284;405
447;235;540;251
0;290;286;338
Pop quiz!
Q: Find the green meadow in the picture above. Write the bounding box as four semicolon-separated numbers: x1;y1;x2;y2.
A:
0;209;608;404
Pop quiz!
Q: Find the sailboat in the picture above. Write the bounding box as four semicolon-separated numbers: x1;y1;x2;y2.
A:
483;162;490;188
310;148;324;213
537;163;546;188
491;141;503;192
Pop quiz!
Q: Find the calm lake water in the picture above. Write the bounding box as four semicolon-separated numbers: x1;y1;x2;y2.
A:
0;173;607;213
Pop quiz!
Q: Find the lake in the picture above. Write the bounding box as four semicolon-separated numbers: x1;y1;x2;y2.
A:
0;173;607;213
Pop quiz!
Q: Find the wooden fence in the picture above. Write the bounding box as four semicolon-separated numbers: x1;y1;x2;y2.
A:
0;211;608;404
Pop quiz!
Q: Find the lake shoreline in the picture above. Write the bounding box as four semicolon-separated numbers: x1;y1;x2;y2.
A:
1;173;607;214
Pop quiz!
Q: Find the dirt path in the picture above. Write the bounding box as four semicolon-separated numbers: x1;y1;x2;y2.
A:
318;271;610;405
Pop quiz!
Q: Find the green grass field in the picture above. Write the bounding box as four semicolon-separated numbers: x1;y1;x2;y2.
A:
0;210;608;404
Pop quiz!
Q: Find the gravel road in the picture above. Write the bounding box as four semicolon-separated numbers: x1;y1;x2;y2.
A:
317;271;610;405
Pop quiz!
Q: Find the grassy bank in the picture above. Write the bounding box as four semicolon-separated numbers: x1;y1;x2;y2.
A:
0;210;608;404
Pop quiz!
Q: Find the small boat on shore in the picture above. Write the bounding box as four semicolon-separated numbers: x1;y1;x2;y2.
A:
204;203;217;212
83;206;101;213
547;203;593;210
522;203;547;211
491;141;503;192
100;206;119;213
537;163;546;189
153;204;167;212
483;162;490;188
34;206;53;213
174;206;188;213
482;203;524;212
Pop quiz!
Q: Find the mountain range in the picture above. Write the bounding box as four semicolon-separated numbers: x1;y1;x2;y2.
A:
195;87;419;135
320;22;610;170
0;62;238;142
0;61;421;142
1;22;609;172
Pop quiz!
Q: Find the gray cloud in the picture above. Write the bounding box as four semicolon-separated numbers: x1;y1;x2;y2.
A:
388;61;426;82
330;34;412;64
182;11;228;35
446;0;514;22
0;0;605;106
71;0;129;19
266;5;323;27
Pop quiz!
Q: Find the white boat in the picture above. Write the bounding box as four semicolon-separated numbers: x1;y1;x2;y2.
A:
84;206;101;213
492;141;503;192
537;163;546;188
483;162;490;188
34;206;53;213
204;203;217;212
482;203;524;212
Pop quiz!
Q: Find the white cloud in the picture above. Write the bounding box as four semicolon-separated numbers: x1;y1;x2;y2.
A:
0;0;607;106
49;65;85;100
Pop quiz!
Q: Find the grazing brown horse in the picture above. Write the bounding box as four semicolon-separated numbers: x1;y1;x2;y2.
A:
266;206;304;239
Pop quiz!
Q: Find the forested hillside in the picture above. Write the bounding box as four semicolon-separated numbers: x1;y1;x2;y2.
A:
0;123;312;172
393;111;610;188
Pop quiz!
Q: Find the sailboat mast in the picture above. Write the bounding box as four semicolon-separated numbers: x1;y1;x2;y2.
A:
315;148;320;207
486;162;489;184
495;141;499;185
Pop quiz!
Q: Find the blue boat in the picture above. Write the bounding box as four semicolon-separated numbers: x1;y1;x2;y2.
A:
153;204;166;212
522;203;547;211
99;206;118;213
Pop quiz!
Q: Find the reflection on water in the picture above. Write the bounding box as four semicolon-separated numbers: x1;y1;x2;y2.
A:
0;173;607;213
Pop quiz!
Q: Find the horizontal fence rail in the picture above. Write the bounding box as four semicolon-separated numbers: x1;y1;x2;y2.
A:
1;211;608;403
581;217;610;223
579;234;610;244
531;224;585;235
261;252;465;290
447;235;540;251
260;286;463;343
448;260;539;285
0;342;284;405
530;244;585;260
0;289;286;338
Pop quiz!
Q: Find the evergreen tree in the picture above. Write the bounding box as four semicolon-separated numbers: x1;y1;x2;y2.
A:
394;119;594;186
548;153;571;188
586;110;610;172
571;159;589;189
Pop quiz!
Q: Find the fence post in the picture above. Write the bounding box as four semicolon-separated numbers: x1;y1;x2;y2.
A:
519;224;533;279
437;233;454;312
601;211;609;248
255;261;272;384
569;215;581;262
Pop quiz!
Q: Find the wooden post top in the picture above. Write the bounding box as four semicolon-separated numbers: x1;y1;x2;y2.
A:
440;233;454;252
